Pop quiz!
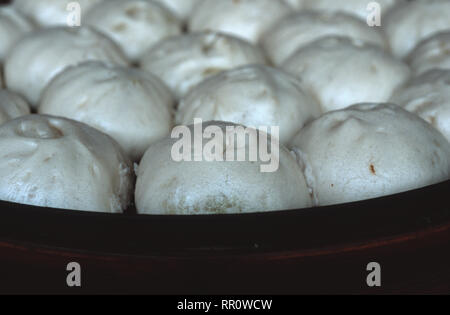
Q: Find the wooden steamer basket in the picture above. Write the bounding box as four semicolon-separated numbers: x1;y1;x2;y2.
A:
0;0;448;294
0;180;449;294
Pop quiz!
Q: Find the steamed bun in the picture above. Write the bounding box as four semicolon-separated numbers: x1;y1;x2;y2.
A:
4;27;128;107
282;37;410;112
177;65;321;144
408;32;450;76
188;0;291;44
85;0;182;62
0;5;34;63
136;121;314;214
0;115;133;212
39;61;174;162
13;0;104;27
261;10;387;65
140;31;266;99
391;69;450;142
290;103;450;206
0;89;30;126
155;0;201;20
384;0;450;58
302;0;401;21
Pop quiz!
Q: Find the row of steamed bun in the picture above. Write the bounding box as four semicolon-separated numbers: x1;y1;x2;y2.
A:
0;0;449;215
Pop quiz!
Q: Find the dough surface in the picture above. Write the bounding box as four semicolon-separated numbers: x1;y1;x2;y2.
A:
188;0;291;43
141;31;267;99
282;37;410;112
0;5;34;62
261;10;388;65
4;27;128;107
408;32;450;76
39;61;174;162
155;0;201;20
85;0;182;62
302;0;401;20
0;115;134;212
290;103;450;206
0;89;30;126
136;121;314;215
384;0;450;57
391;69;450;142
177;65;321;144
13;0;104;27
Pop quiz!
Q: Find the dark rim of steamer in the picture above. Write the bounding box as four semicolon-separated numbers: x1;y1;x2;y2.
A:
0;180;449;257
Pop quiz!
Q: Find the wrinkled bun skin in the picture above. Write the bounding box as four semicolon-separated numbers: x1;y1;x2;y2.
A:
188;0;291;44
136;121;314;215
155;0;202;20
85;0;182;62
177;65;322;144
0;115;134;213
0;5;34;63
39;61;175;162
0;89;30;126
302;0;401;20
284;0;305;10
282;37;411;113
391;69;450;142
140;31;267;99
384;0;450;58
261;10;388;65
13;0;104;27
4;27;128;107
408;32;450;76
290;103;450;206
